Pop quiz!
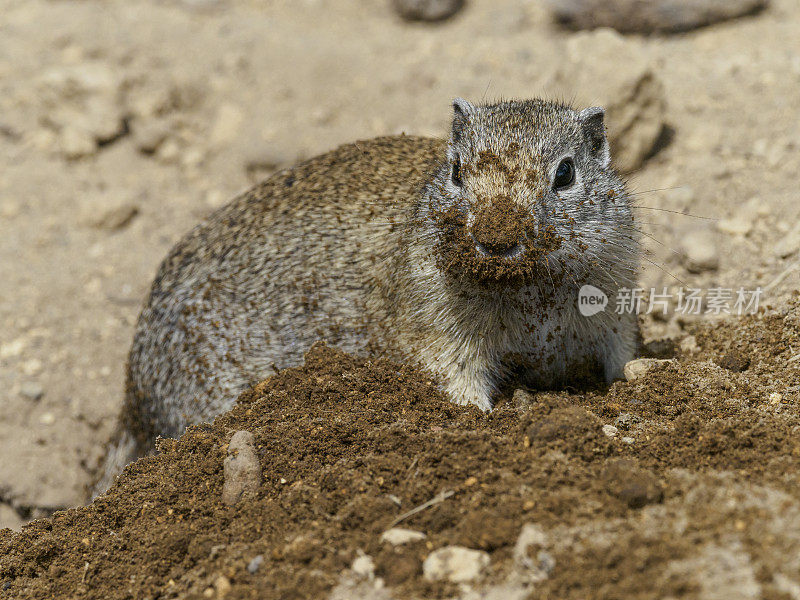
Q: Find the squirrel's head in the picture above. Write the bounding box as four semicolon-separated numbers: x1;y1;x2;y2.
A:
424;98;636;290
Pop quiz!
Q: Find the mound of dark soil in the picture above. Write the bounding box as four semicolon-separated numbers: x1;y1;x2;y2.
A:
2;299;800;599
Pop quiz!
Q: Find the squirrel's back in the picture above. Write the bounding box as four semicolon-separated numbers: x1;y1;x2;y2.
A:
120;135;442;455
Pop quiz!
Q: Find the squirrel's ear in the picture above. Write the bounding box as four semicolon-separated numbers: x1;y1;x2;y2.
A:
578;107;611;168
451;98;475;143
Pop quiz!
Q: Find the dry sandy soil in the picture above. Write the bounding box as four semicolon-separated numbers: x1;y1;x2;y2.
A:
0;0;799;592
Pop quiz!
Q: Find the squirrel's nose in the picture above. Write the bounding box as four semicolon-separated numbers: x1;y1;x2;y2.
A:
470;196;524;257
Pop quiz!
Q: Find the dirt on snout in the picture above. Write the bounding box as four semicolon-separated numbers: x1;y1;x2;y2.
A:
1;298;800;600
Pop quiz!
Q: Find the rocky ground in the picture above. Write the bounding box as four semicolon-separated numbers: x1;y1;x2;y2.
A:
0;0;798;563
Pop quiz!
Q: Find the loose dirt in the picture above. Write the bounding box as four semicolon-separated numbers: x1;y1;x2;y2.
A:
2;298;798;599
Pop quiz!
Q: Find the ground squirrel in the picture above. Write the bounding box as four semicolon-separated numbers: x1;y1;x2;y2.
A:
96;98;640;491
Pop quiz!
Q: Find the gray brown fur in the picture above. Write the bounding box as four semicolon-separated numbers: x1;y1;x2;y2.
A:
96;98;640;492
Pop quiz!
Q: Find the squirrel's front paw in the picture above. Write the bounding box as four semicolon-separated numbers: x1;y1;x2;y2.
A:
443;380;494;412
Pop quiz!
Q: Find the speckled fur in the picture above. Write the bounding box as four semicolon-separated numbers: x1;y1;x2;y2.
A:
95;98;640;493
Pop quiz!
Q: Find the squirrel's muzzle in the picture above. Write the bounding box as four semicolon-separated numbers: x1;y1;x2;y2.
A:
470;196;528;258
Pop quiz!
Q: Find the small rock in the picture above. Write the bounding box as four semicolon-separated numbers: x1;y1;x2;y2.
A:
21;358;43;376
246;555;264;574
20;382;44;401
95;202;140;231
182;0;222;8
602;424;619;438
621;436;635;444
717;350;750;372
513;523;548;569
380;527;427;545
59;126;97;159
222;430;262;505
391;0;464;22
774;222;800;258
717;215;753;236
679;229;720;273
547;0;768;34
45;100;127;152
156;138;181;164
614;412;638;430
213;574;232;599
623;358;675;381
512;388;535;410
422;546;490;583
0;337;26;359
602;458;663;509
769;392;783;404
132;120;170;154
351;552;376;579
39;412;56;425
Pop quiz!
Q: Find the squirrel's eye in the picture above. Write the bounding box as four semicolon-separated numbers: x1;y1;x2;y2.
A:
451;154;463;187
553;158;575;189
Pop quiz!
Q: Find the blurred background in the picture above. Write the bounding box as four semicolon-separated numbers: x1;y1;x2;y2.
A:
0;0;798;528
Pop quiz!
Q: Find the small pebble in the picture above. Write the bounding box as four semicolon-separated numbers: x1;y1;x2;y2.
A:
95;202;140;231
614;412;637;430
602;424;619;438
769;392;783;405
380;527;427;545
132;120;169;154
547;0;768;34
679;229;719;273
621;437;635;444
0;338;26;359
39;412;55;425
391;0;464;22
247;555;264;574
422;546;490;583
623;358;675;381
214;575;231;599
351;552;376;579
20;382;44;401
222;431;262;505
21;358;43;376
59;126;97;159
513;523;548;569
717;351;750;373
717;215;753;236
